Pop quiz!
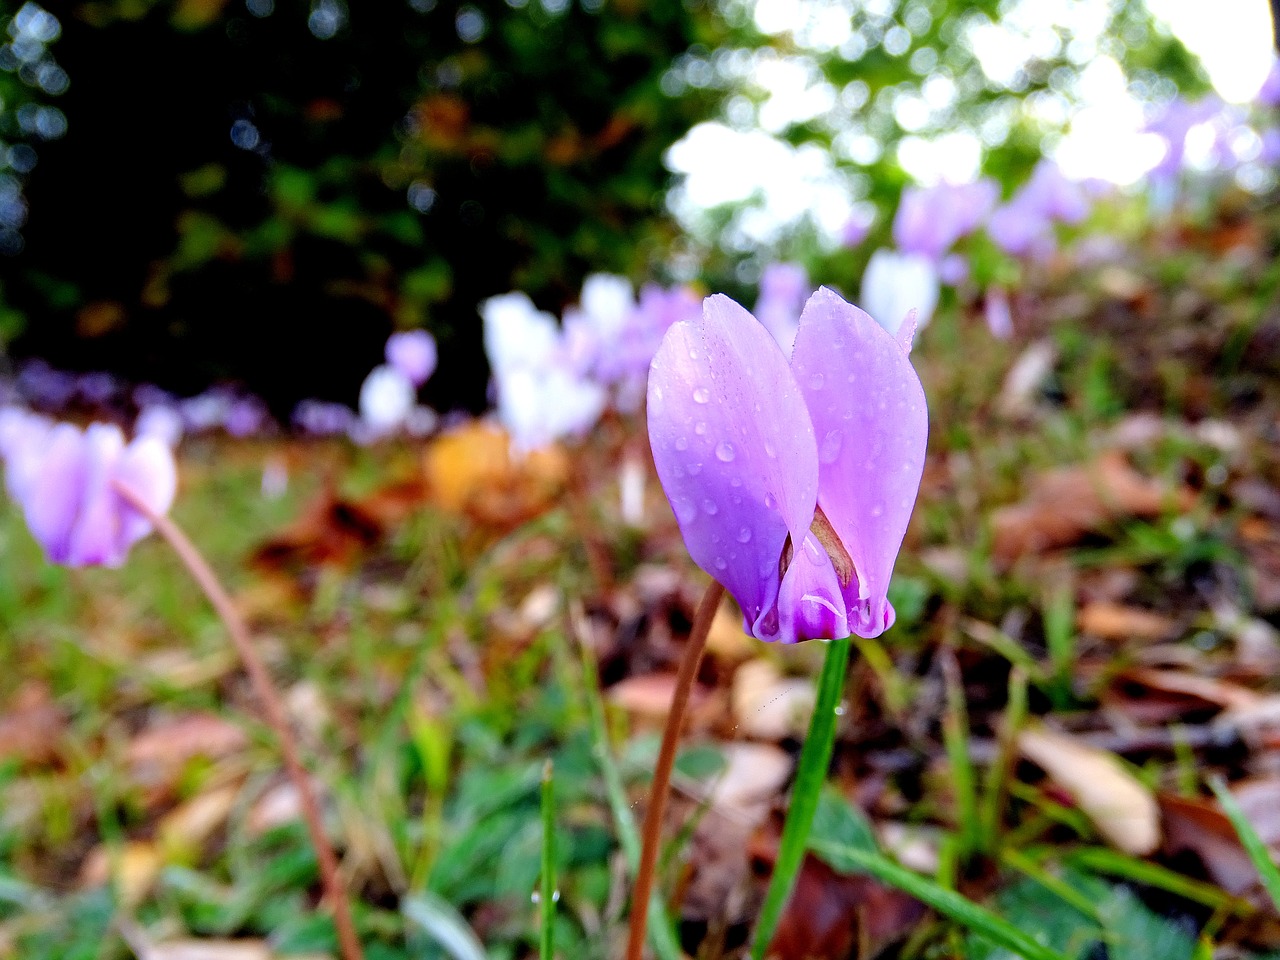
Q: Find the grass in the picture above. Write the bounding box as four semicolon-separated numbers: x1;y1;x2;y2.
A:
3;200;1280;957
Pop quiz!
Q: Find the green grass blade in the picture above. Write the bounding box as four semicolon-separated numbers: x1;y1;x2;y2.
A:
751;634;851;960
809;841;1073;960
540;759;556;960
578;634;684;960
1209;775;1280;913
1064;847;1249;914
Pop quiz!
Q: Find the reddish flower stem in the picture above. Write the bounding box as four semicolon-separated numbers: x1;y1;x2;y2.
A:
114;482;364;960
625;579;725;960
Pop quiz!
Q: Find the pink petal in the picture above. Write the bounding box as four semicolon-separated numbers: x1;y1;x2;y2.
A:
113;434;177;549
647;294;819;640
789;287;928;639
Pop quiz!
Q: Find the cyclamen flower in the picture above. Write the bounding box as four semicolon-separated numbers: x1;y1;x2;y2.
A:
385;330;438;387
358;365;416;435
482;292;606;451
893;180;998;261
1;415;176;567
860;250;940;334
647;287;927;643
988;161;1091;260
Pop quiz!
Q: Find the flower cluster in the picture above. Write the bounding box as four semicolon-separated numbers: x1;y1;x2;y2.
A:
0;407;175;567
482;275;701;451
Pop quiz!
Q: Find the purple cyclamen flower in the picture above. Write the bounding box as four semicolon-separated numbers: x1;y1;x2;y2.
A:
754;262;809;356
647;287;927;643
1144;96;1224;180
860;250;940;334
385;330;438;388
1;418;177;567
893;180;998;261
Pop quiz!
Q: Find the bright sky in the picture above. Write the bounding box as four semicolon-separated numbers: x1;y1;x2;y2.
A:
666;0;1278;246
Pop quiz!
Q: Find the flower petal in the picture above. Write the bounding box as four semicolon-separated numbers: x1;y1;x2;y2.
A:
114;434;178;549
790;287;928;638
647;294;818;640
775;532;849;643
22;423;88;564
65;424;126;567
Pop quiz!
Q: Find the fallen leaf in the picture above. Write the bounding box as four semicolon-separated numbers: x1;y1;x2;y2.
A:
1018;725;1160;855
1160;793;1261;897
708;742;791;821
606;673;709;722
158;784;240;861
705;602;753;660
127;713;248;791
1077;603;1178;642
997;339;1057;418
79;842;161;907
423;422;568;527
993;452;1192;566
730;660;814;740
247;782;304;835
752;846;926;960
0;683;63;766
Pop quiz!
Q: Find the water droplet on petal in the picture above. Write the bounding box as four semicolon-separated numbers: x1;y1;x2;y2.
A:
809;372;825;390
702;499;719;516
763;492;777;510
730;476;743;487
674;497;697;524
689;347;699;360
674;436;688;451
688;462;702;476
819;429;843;464
693;387;710;404
764;441;777;458
715;441;735;462
737;526;752;543
870;503;884;517
695;421;707;435
714;556;727;570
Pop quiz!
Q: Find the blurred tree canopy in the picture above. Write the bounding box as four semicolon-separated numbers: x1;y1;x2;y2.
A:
0;0;1231;408
1;0;719;411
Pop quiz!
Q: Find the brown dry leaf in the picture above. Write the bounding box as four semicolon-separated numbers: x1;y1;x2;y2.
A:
0;682;63;766
1122;668;1261;713
992;452;1192;566
252;489;385;571
707;743;791;822
730;660;814;740
127;713;248;790
118;919;274;960
423;422;568;526
79;842;162;907
1160;793;1262;896
158;784;240;861
1077;603;1178;642
607;673;709;722
997;339;1057;418
1017;725;1160;855
756;849;926;960
705;603;753;660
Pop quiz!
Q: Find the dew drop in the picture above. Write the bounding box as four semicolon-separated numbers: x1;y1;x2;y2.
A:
714;556;727;570
764;441;777;458
818;429;843;464
688;462;702;476
870;503;884;517
715;441;736;462
730;476;743;487
834;702;848;717
689;347;699;360
674;436;689;451
693;387;711;404
809;372;825;390
764;492;777;510
674;498;697;524
702;499;719;516
695;421;707;435
737;526;752;543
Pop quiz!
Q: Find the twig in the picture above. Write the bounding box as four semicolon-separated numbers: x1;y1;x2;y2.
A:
114;481;364;960
625;579;724;960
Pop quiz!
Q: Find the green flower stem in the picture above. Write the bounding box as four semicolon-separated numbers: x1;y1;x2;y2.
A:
750;634;852;960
